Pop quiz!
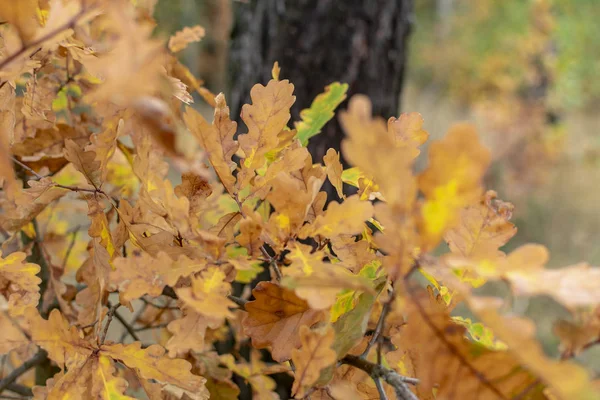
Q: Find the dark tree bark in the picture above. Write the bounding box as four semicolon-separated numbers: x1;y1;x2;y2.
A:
229;0;414;178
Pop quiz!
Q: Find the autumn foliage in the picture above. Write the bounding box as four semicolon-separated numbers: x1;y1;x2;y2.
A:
1;1;600;400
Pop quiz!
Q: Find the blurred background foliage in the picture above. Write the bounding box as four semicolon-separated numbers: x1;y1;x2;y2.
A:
151;0;600;362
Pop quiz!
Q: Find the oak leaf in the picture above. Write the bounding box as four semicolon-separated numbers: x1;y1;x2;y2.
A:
184;95;238;195
166;310;210;357
298;195;373;240
176;267;236;325
242;282;327;362
101;342;207;394
323;148;344;199
291;325;337;398
391;290;540;399
282;243;373;310
418;124;491;249
295;82;348;146
110;251;207;303
237;79;296;187
0;251;41;315
64;138;102;189
168;25;206;53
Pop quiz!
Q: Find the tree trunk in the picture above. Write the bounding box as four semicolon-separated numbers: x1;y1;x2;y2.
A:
229;0;414;181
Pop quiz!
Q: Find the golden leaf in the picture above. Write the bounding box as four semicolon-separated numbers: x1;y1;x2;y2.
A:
184;94;238;195
101;342;207;394
323;148;344;199
176;267;236;325
168;25;206;53
110;251;207;303
64;138;102;189
242;282;327;362
27;308;93;368
282;243;373;310
418;123;491;249
0;251;41;315
166;310;210;357
298;195;373;240
291;325;337;398
237;79;296;187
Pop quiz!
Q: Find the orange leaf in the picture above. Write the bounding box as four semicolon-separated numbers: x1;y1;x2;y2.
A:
184;94;238;195
242;282;326;362
101;342;207;394
418;123;491;249
291;325;337;398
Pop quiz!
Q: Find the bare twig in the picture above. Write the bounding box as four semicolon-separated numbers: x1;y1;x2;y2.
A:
10;157;44;179
99;303;120;345
375;378;389;400
0;351;48;395
112;309;141;342
227;295;247;311
341;354;419;400
361;285;395;360
4;383;32;397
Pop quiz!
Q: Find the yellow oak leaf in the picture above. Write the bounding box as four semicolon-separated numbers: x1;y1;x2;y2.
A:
387;112;429;158
101;342;207;394
0;308;32;354
64;138;102;189
110;251;207;303
291;325;337;398
166;310;210;357
323;148;344;199
237;79;296;188
45;354;135;400
443;190;516;287
298;195;373;240
282;243;373;310
0;251;41;315
184;94;238;195
418;123;491;249
168;25;205;53
176;267;236;324
340;95;417;208
242;282;327;362
27;308;93;368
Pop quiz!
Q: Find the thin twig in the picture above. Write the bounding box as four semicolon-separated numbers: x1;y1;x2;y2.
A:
112;309;141;342
260;246;282;280
99;303;120;345
375;378;389;400
0;351;48;395
10;157;44;180
361;285;395;359
4;383;32;397
227;295;247;311
133;323;169;332
341;355;419;400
